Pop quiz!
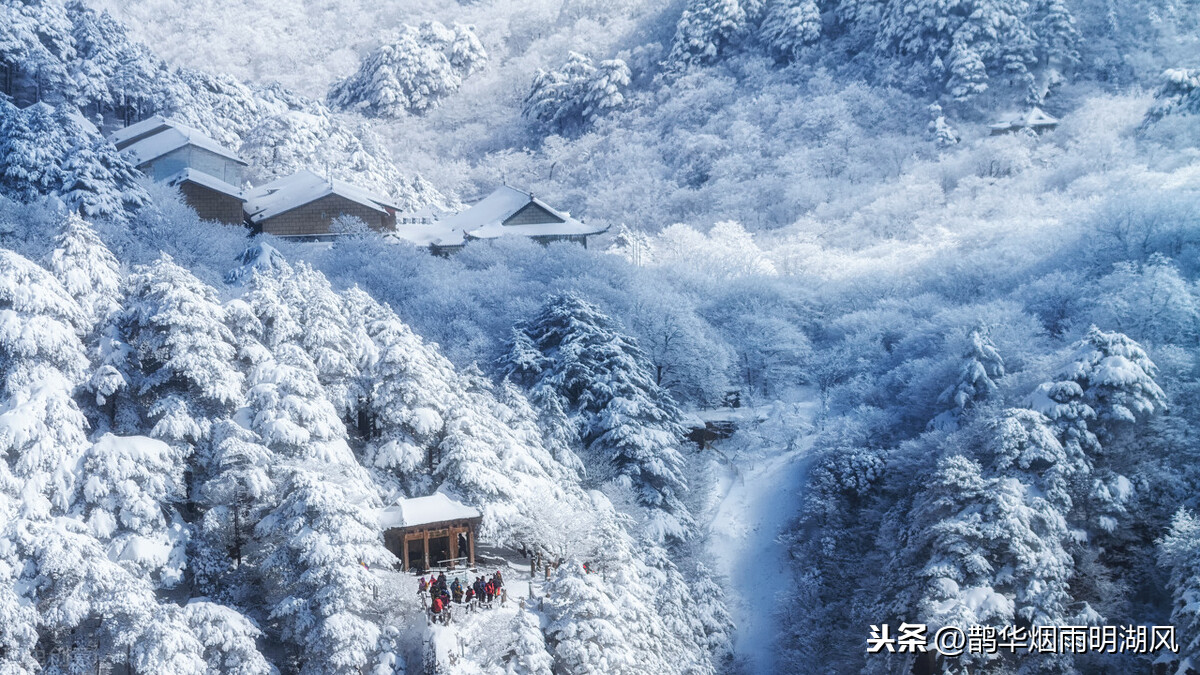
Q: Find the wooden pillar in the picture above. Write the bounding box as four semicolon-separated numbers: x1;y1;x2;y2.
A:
423;530;430;571
449;526;459;569
468;527;476;569
402;533;410;571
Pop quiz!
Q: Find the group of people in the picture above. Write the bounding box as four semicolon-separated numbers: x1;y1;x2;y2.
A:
419;570;508;625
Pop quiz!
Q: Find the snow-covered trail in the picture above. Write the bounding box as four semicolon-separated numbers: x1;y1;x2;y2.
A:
704;396;819;675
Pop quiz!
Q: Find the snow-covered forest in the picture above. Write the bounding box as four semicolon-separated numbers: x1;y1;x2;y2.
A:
1;0;1199;673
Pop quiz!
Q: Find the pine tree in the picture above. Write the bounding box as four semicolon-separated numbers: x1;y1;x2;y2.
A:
524;52;629;135
760;0;821;62
244;343;355;465
182;600;274;675
282;263;364;420
543;563;638;674
668;0;749;67
930;328;1005;430
505;609;554;675
0;101;65;201
327;21;487;117
45;211;122;333
192;419;274;597
255;470;392;675
1159;509;1200;675
59;132;148;220
504;293;693;542
78;433;188;587
120;254;244;448
0;248;89;518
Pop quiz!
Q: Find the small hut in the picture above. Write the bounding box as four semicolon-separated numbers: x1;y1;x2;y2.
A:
380;493;482;572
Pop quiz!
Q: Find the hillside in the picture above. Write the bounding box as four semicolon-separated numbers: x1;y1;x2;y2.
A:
1;0;1200;673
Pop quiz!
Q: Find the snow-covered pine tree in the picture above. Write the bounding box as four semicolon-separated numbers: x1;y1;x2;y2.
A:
327;21;486;117
280;263;364;420
524;52;629;135
0;248;89;518
244;343;357;466
668;0;750;68
78;433;189;586
504;609;554;675
543;562;638;674
505;293;694;542
121;254;243;442
119;254;245;541
0;101;65;201
759;0;821;62
59;129;148;220
930;328;1005;430
254;470;392;675
192;419;274;597
45;210;121;333
1144;69;1200;126
1159;509;1200;675
182;600;275;675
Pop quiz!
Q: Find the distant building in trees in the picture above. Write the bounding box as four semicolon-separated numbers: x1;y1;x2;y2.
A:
108;116;247;224
164;168;245;225
244;169;399;239
379;492;481;571
114;116;247;184
989;107;1060;135
397;185;607;254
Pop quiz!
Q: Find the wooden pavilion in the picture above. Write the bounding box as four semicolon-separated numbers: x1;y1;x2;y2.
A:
379;493;482;572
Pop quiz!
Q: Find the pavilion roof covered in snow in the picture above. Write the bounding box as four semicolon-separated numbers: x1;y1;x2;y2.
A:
243;170;400;225
989;107;1060;135
379;492;482;530
431;185;606;244
117;119;247;167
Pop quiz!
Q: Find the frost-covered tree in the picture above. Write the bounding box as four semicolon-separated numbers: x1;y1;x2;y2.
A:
327;21;487;117
182;600;274;675
1059;325;1167;429
930;328;1005;430
1159;509;1200;675
669;0;750;67
255;470;392;675
0;101;65;201
503;293;693;542
277;263;364;419
504;610;553;675
543;562;638;674
0;248;89;518
192;419;274;596
357;298;456;489
59;131;148;220
524;52;630;135
239;106;447;211
120;254;243;449
1144;68;1200;126
760;0;821;62
45;211;121;333
78;433;188;586
244;343;355;465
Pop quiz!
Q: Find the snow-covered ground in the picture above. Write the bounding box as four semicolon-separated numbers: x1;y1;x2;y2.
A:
704;393;820;674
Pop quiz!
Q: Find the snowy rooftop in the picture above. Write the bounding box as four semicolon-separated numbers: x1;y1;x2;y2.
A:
164;168;244;200
379;492;481;530
243;170;400;224
107;115;172;148
435;185;606;241
989;106;1060;131
120;122;247;167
